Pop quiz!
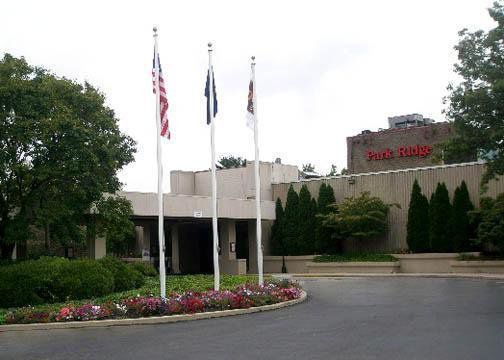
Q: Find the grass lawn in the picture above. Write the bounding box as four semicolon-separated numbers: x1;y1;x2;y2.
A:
0;274;264;325
313;253;398;262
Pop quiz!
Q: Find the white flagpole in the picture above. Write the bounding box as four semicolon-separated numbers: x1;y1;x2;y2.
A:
208;43;220;291
251;56;263;286
153;27;166;298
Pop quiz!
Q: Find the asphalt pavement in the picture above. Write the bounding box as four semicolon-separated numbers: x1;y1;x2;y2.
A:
1;277;503;360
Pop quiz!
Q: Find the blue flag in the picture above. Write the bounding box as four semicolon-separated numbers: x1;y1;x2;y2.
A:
205;68;218;124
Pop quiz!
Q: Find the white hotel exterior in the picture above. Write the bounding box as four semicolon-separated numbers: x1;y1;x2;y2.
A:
114;162;298;275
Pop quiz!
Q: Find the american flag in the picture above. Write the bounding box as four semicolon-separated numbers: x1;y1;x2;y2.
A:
152;53;170;139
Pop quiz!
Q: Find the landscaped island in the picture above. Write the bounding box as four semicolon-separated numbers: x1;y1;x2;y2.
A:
0;258;302;325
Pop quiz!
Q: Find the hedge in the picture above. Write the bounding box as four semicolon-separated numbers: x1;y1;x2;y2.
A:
0;257;144;308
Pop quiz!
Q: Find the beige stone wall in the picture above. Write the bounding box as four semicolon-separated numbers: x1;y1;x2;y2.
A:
272;162;504;252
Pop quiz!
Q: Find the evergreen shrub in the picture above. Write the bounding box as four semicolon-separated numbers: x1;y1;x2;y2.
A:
406;180;430;252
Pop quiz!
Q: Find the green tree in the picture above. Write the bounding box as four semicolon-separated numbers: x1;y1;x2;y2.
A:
406;180;430;253
0;54;136;258
452;181;475;252
327;165;338;177
218;155;246;169
302;163;315;172
322;192;396;242
283;185;300;255
270;198;285;256
443;1;504;185
95;196;136;256
315;183;339;253
429;183;453;252
297;185;316;254
475;194;504;253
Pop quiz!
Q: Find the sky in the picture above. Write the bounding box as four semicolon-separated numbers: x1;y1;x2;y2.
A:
1;0;496;192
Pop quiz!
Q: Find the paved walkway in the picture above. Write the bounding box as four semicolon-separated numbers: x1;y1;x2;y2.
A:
2;277;504;359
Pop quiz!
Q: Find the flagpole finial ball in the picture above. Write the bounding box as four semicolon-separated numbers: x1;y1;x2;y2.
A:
208;42;213;48
153;26;157;33
251;56;255;61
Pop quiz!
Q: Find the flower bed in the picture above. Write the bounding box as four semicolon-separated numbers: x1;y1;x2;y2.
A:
3;282;302;325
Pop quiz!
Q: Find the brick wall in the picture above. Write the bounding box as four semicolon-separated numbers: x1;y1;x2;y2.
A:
347;123;453;174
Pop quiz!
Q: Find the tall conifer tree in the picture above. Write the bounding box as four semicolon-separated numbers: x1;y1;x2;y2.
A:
406;180;430;252
429;183;453;252
270;198;285;256
283;185;300;255
316;183;338;253
298;185;315;254
452;181;474;252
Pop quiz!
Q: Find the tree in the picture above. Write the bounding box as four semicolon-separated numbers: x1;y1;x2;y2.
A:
270;198;285;256
452;181;475;252
321;192;396;242
218;155;246;169
298;185;316;254
475;193;504;254
327;165;338;177
429;183;453;252
315;183;339;253
283;185;300;255
0;54;136;258
302;163;315;172
443;1;504;185
95;196;135;256
406;180;430;253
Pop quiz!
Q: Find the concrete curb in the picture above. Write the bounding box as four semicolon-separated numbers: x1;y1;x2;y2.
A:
278;273;504;280
0;291;307;332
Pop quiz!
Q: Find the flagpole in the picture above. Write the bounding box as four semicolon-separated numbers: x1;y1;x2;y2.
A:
251;56;263;286
209;43;220;291
153;27;166;298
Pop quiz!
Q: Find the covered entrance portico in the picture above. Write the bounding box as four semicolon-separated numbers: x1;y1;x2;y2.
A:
133;216;269;275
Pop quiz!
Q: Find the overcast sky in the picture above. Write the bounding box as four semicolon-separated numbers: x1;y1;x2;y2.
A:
1;0;496;192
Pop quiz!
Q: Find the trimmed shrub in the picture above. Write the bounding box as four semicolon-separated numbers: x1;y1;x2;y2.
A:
429;183;453;252
452;181;474;252
270;198;285;256
315;183;338;253
0;257;114;308
476;193;504;254
128;262;158;277
298;185;316;254
321;192;396;242
283;185;300;255
98;256;144;292
51;260;114;301
406;180;430;252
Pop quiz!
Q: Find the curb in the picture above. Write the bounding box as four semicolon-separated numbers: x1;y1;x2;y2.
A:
0;291;307;332
279;273;504;280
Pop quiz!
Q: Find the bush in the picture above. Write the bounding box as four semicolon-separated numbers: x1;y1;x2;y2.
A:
452;181;475;252
51;260;115;301
313;253;398;262
128;262;158;277
98;256;144;292
406;180;430;252
476;193;504;254
321;192;397;241
315;183;338;254
429;183;453;252
0;257;114;308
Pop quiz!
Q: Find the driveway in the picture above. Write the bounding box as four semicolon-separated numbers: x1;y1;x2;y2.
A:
1;277;503;359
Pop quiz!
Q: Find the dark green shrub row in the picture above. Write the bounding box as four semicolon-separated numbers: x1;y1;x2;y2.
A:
0;257;148;308
406;180;475;253
271;184;335;256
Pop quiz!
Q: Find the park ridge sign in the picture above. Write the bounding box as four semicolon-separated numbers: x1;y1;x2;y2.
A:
366;145;432;161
